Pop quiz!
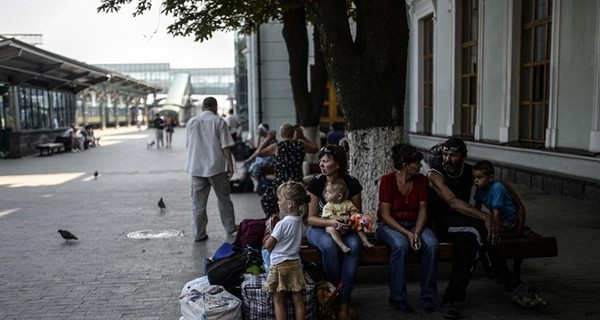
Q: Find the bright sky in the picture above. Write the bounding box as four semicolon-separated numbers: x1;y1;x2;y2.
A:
0;0;234;68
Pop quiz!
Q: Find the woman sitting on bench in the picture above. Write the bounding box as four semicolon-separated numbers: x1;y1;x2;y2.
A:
306;145;362;320
375;143;439;314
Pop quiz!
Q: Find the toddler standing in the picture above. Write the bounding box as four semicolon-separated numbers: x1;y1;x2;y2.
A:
263;181;309;320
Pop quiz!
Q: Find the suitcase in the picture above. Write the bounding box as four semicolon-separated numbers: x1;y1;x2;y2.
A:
179;277;242;320
241;272;316;320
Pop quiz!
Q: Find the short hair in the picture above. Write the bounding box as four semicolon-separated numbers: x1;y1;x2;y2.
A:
326;179;349;199
443;137;468;156
280;123;296;139
202;96;218;110
318;145;348;176
473;160;495;176
391;143;423;170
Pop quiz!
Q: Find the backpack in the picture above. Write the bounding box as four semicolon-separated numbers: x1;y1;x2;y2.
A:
205;246;262;295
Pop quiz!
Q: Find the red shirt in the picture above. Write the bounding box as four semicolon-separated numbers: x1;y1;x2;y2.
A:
377;172;428;223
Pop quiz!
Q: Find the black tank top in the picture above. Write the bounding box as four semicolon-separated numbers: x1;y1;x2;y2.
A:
427;163;473;225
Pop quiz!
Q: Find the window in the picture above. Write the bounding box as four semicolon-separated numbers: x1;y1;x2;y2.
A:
519;0;552;144
422;15;434;134
460;0;478;138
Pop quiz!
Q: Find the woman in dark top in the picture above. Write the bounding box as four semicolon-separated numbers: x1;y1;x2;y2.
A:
306;145;363;320
256;123;318;216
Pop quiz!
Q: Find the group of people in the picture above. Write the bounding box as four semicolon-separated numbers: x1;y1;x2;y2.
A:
61;124;100;152
182;96;541;320
260;138;541;320
152;113;175;149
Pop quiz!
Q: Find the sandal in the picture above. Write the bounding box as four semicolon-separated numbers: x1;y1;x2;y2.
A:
441;302;462;319
510;294;547;308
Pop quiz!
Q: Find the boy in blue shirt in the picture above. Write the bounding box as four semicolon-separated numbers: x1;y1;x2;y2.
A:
473;160;518;231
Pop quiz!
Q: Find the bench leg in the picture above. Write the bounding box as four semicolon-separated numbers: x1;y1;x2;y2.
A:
512;258;524;282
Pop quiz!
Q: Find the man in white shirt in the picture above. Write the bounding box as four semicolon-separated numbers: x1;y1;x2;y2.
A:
225;109;240;141
185;97;237;242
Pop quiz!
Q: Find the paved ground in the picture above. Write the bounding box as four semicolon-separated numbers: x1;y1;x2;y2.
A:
1;126;599;320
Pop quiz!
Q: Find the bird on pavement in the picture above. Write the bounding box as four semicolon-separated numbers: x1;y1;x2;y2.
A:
94;171;98;180
57;229;78;242
158;198;166;211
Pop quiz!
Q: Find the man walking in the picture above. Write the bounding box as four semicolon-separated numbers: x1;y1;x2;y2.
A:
185;97;237;242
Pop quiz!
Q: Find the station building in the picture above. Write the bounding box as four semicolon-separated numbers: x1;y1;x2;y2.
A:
239;0;600;201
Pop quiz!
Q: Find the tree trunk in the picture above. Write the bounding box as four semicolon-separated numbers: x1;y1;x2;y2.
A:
281;5;328;164
281;5;327;129
348;127;402;213
306;0;410;212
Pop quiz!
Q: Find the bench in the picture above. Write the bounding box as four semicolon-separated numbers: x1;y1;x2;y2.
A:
299;232;557;281
36;142;64;156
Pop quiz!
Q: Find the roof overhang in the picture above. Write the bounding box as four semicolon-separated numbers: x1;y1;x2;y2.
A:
0;38;160;95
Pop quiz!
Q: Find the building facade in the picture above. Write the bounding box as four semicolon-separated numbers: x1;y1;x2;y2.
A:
241;1;600;201
406;0;600;200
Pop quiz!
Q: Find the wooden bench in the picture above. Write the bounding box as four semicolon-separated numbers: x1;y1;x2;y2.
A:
36;142;64;156
300;232;557;281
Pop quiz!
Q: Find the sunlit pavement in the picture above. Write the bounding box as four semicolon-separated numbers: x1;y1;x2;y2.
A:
1;126;599;319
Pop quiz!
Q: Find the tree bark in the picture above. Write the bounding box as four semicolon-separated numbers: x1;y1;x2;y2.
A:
281;5;327;129
306;0;410;212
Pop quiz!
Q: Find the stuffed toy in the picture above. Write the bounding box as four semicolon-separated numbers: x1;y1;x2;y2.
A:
349;213;374;232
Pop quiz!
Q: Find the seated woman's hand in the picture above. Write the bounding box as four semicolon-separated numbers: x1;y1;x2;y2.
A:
408;232;421;251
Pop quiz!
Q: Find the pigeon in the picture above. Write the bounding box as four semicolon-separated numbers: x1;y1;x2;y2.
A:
94;171;98;180
158;198;166;211
58;229;78;242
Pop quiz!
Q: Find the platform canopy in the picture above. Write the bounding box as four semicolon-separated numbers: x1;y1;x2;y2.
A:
0;38;158;94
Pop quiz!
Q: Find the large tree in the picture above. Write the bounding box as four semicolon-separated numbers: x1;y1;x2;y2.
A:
98;0;408;212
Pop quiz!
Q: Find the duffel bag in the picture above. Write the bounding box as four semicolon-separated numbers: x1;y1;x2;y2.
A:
241;272;316;320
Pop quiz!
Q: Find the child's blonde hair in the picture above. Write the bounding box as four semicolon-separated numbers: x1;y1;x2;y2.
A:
327;178;349;200
277;181;310;216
